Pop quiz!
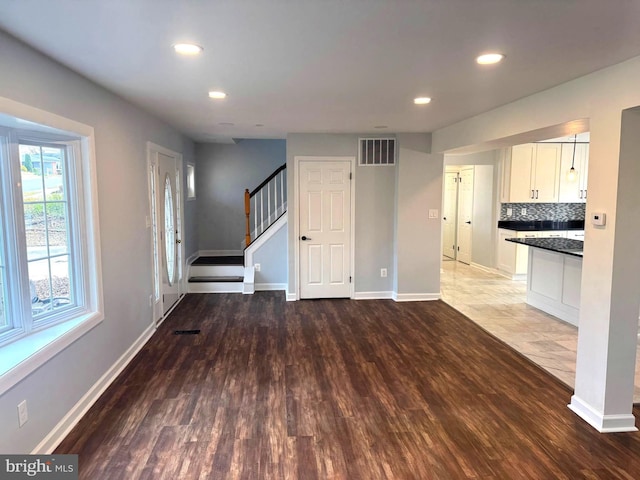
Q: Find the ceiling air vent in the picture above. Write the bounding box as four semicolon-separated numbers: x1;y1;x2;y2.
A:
359;137;396;166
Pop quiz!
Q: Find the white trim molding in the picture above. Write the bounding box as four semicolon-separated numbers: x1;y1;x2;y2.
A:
354;291;394;300
244;212;287;267
286;292;297;302
568;395;638;433
392;292;441;302
33;324;156;454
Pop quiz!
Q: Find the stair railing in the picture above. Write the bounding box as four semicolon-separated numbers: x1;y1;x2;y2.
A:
244;163;287;247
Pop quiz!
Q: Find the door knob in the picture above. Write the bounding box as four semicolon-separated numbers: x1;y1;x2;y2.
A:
465;221;471;224
301;235;311;241
176;239;181;244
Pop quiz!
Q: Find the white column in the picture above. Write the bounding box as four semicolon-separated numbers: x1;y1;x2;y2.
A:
568;107;640;432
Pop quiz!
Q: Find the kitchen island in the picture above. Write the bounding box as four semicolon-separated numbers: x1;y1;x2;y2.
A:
505;237;583;326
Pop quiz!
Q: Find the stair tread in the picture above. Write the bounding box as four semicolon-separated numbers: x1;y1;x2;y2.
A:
189;276;244;283
192;256;244;266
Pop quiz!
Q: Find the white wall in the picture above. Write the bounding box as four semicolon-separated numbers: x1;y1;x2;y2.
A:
196;140;286;251
0;30;195;452
433;54;640;430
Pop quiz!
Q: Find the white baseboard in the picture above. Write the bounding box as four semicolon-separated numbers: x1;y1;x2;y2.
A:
392;292;441;302
256;283;287;291
33;323;156;454
470;263;499;275
353;291;393;300
286;292;297;302
568;395;638;433
198;249;242;257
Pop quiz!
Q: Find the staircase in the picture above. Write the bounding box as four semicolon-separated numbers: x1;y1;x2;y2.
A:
187;163;286;294
187;255;255;294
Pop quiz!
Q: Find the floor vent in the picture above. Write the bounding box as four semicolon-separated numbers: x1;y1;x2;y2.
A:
173;329;201;335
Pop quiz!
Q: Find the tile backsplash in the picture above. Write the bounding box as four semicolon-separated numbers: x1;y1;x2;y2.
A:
500;203;585;221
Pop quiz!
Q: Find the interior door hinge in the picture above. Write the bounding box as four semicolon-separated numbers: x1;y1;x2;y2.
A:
349;172;352;180
349;276;352;283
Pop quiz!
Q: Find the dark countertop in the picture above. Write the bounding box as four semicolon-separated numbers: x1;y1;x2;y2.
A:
506;237;584;258
498;220;585;231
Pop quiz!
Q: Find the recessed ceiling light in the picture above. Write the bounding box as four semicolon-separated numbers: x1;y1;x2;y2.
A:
476;53;505;65
208;91;227;99
218;122;234;126
414;97;432;105
173;43;203;55
374;125;388;129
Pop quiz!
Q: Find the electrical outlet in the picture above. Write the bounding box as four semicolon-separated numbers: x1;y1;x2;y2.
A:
254;263;261;272
521;208;527;215
18;400;28;427
380;268;387;278
506;207;513;216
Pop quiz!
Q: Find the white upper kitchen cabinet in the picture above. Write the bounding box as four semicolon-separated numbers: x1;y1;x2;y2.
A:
506;143;561;203
558;143;589;203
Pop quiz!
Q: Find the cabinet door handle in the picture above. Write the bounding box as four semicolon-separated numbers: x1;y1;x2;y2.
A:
584;190;587;199
579;189;583;199
535;189;539;199
531;189;534;199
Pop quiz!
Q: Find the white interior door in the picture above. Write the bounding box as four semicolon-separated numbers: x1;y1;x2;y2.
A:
456;167;474;265
149;145;183;324
442;171;458;259
299;160;352;299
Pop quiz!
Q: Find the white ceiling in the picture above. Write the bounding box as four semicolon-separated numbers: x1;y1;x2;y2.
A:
2;0;640;143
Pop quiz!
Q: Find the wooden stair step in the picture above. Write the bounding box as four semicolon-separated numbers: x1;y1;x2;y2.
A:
188;276;244;283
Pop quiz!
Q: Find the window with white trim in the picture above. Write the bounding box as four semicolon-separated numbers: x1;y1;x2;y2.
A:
0;128;95;347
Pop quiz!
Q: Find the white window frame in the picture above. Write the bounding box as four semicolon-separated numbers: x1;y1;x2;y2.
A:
0;97;103;396
186;163;196;200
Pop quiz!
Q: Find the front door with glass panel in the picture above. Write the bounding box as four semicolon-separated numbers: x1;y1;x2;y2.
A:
150;148;183;323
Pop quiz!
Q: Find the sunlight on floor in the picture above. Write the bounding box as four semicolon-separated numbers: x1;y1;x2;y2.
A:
440;260;640;403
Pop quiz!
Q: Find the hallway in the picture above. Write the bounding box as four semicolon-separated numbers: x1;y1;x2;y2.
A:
440;260;640;402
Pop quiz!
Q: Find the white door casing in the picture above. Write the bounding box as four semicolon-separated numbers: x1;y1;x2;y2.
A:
297;158;353;299
456;167;474;265
442;171;458;259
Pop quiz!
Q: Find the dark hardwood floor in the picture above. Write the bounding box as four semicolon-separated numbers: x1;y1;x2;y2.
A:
55;292;640;479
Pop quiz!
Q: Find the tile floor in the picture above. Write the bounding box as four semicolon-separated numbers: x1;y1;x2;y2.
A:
440;258;640;402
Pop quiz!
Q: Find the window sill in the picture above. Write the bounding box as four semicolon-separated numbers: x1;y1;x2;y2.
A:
0;312;103;396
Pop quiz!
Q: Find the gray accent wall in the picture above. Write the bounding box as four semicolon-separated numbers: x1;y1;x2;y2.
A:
286;133;396;296
0;30;195;453
196;140;286;251
252;221;288;286
287;133;443;298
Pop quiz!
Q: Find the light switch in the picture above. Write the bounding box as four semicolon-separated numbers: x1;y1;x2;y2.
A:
429;209;439;219
591;212;606;226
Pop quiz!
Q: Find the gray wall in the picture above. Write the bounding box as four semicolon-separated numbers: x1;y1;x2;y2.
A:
286;133;396;296
252;221;288;287
287;133;443;298
196;140;286;251
393;133;443;297
0;30;195;453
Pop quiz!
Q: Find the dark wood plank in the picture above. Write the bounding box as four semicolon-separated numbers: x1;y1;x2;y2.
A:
55;292;640;478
